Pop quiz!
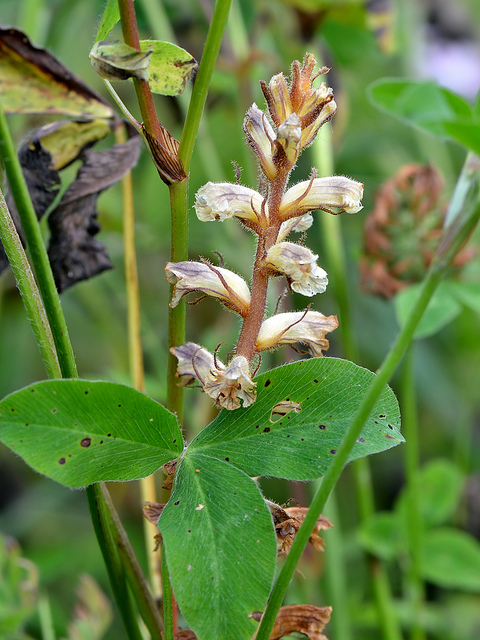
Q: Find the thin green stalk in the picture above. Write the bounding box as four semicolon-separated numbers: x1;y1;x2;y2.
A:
87;486;144;640
162;547;174;640
166;0;233;418
0;110;77;378
0;112;157;640
401;347;425;640
177;0;233;172
0;190;61;378
314;111;401;640
256;155;480;640
100;484;164;640
167;179;188;420
321;493;352;640
37;593;56;640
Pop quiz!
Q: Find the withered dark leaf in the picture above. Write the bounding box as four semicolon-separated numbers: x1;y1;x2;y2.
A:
0;27;114;118
47;134;141;292
1;120;113;276
1;132;61;274
143;501;166;526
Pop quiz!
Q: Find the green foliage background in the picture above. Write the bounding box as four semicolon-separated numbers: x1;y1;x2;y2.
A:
1;0;480;638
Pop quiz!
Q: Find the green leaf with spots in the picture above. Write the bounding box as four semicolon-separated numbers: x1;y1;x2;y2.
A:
0;380;182;487
189;358;402;480
158;453;276;640
139;41;197;96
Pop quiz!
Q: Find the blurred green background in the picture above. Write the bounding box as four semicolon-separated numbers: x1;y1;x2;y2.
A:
1;0;480;638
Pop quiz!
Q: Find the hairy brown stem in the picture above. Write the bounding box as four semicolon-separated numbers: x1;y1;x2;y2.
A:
117;0;163;140
235;169;290;362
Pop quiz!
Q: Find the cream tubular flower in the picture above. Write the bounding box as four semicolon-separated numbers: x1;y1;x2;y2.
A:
266;242;328;297
256;311;339;356
278;213;314;242
280;176;364;220
170;342;218;387
170;343;256;410
204;355;256;410
165;261;251;316
194;182;265;224
243;104;276;181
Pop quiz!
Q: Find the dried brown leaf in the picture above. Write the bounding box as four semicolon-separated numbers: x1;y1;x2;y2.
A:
251;604;332;640
266;500;332;555
47;134;141;291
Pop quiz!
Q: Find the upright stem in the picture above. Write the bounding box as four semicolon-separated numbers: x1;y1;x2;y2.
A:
0;111;160;640
235;168;290;362
256;154;480;638
0;110;77;378
401;347;425;640
0;190;61;378
314;118;402;640
256;266;443;640
177;0;233;173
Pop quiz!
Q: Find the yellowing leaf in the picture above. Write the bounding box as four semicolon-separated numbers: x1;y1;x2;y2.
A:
139;40;197;96
0;27;114;118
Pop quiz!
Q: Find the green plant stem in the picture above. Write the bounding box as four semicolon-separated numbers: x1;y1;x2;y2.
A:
256;153;480;640
37;593;56;640
0;109;77;378
0;112;158;640
87;485;145;640
401;346;425;640
100;484;164;640
166;0;233;418
322;493;351;640
162;546;174;640
0;190;61;379
178;0;233;173
314;114;401;640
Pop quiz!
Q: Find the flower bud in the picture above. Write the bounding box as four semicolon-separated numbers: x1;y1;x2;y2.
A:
280;176;364;220
194;182;266;225
265;242;328;297
165;261;250;316
262;73;292;127
256;311;339;356
243;104;276;180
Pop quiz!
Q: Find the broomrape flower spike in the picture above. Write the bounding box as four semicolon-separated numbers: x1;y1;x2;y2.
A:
169;54;363;409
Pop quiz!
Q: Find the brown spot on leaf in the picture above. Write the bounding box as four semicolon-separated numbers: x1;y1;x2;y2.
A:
80;437;91;447
58;457;66;464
